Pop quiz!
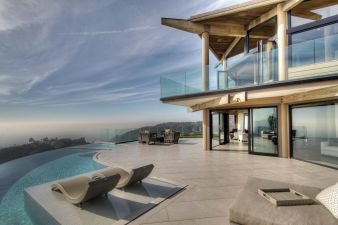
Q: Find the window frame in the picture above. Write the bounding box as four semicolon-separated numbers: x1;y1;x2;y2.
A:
287;11;338;67
287;14;338;35
289;100;338;170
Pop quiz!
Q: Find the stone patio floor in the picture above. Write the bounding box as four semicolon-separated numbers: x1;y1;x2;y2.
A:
96;138;338;225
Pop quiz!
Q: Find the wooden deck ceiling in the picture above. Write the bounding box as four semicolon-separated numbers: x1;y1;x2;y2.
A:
162;0;338;60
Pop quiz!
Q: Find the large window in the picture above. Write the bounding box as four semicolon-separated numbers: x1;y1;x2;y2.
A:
248;17;278;83
212;112;220;148
289;1;338;67
291;102;338;169
290;23;338;67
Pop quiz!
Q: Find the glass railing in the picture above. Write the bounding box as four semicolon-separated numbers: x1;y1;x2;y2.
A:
114;128;140;144
98;128;139;144
218;48;278;90
160;68;203;98
289;32;338;67
160;75;199;98
160;32;338;98
160;49;278;98
105;123;203;144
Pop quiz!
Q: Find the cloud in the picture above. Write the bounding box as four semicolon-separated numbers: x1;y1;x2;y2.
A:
196;0;248;14
60;26;158;36
0;0;245;108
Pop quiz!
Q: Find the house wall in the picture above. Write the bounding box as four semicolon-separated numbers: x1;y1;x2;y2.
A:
288;61;338;79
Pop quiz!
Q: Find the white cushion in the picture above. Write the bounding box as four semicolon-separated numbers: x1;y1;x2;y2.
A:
316;182;338;219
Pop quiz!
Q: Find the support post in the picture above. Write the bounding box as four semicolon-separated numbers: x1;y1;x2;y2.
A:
222;59;227;71
202;32;210;92
277;4;288;81
203;109;210;151
279;103;289;158
223;59;228;88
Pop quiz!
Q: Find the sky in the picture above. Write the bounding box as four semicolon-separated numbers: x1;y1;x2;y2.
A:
0;0;246;146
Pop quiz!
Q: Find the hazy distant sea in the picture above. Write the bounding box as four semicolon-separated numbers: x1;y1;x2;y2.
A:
0;122;137;149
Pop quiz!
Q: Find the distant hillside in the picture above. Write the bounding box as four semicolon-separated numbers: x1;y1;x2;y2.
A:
114;122;202;143
0;137;88;164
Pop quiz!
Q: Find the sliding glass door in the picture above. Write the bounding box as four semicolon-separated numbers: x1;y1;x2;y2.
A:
249;107;278;155
219;113;230;145
291;102;338;169
212;112;220;148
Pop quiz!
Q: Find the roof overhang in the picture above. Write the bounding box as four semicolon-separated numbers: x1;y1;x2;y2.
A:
162;0;338;60
189;0;286;22
161;0;287;60
161;76;338;109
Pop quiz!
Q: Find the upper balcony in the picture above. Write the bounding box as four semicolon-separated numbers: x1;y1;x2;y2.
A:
160;32;338;99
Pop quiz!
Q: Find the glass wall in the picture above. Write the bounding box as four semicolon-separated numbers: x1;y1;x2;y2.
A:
212;112;220;148
290;23;338;67
291;102;338;168
289;1;338;68
224;17;278;88
229;114;236;132
219;113;225;144
248;17;277;53
250;107;278;155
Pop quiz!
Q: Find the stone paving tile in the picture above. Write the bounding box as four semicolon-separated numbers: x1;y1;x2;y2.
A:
142;208;170;224
165;198;233;221
174;186;241;202
142;217;230;225
97;138;338;225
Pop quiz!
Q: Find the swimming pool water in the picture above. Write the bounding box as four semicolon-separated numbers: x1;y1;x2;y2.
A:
0;144;112;225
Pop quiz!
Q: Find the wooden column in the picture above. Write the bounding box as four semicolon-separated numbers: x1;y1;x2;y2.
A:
203;109;210;151
279;103;289;158
222;59;227;71
277;4;288;81
202;32;210;92
223;59;227;88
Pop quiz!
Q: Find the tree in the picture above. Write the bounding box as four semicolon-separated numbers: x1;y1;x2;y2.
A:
28;138;35;144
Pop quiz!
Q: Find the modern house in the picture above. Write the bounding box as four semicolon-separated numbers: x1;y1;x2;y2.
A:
160;0;338;169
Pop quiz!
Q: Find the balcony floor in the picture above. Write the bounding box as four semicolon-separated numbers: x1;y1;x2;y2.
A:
96;138;338;225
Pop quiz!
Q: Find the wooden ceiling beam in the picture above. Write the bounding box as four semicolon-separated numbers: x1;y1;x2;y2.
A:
246;7;277;31
224;37;242;58
282;85;338;104
213;96;282;110
198;34;222;61
301;0;338;11
188;92;247;112
214;6;278;68
161;18;246;37
189;95;230;112
215;37;242;68
292;10;322;20
282;0;304;12
161;18;206;34
214;6;277;68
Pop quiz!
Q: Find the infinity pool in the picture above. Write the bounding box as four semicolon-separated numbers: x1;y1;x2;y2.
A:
0;143;113;225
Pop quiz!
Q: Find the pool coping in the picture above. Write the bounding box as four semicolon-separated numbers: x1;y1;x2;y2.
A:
23;150;187;225
92;150;188;225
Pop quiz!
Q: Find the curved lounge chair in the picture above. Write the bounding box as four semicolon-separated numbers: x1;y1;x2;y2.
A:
51;174;121;205
93;164;154;188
